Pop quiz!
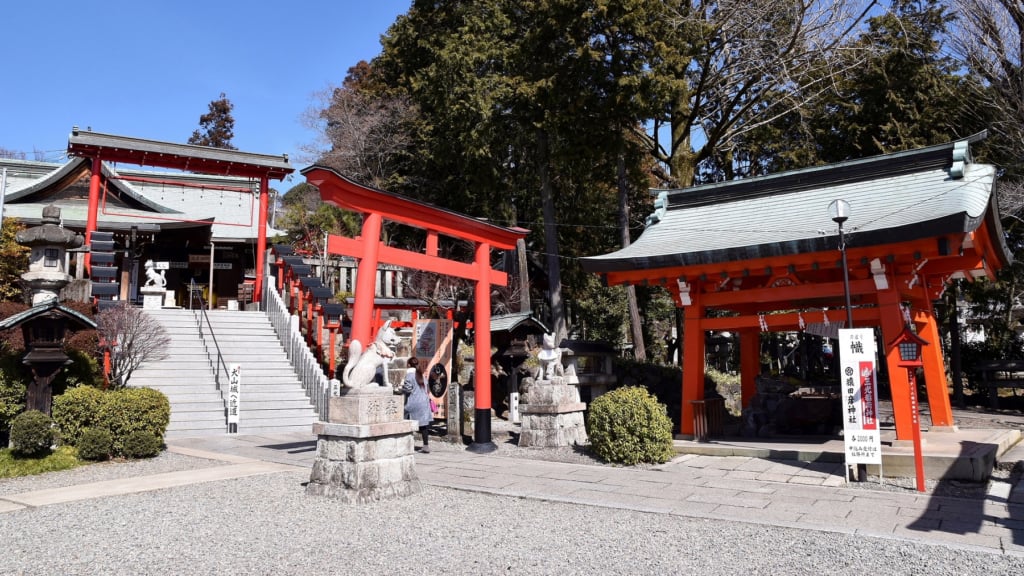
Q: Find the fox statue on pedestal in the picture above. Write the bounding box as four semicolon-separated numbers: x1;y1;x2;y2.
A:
342;319;401;388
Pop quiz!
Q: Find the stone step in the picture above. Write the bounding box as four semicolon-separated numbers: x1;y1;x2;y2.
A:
142;307;318;438
133;384;222;395
165;427;229;438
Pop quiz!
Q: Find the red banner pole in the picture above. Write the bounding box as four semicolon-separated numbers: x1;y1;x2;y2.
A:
908;369;926;492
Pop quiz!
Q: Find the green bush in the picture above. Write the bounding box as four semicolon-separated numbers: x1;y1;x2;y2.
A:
97;387;170;456
586;386;675;465
52;385;105;446
120;430;162;459
10;410;57;458
0;353;28;443
76;427;113;461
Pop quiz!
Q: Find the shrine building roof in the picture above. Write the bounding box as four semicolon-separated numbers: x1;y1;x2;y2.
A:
582;135;1011;275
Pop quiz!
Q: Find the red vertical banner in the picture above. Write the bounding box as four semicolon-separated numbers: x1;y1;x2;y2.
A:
859;361;878;430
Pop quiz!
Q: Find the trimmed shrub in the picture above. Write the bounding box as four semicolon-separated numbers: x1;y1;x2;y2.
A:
586;386;675;465
10;410;57;458
121;430;162;459
97;387;170;456
76;427;113;461
52;385;105;446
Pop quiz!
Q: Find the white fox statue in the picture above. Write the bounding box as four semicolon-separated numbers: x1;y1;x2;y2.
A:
342;319;401;388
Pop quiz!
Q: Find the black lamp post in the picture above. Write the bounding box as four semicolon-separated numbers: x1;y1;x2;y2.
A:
829;199;854;328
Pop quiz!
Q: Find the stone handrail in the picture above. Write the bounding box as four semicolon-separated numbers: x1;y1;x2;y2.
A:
262;271;331;421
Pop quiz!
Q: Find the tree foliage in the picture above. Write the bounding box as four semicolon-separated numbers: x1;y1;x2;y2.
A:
188;92;237;150
276;182;362;258
950;0;1024;180
302;0;1024;363
0;218;29;302
301;62;417;190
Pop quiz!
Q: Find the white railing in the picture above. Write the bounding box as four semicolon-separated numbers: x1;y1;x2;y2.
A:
263;272;332;421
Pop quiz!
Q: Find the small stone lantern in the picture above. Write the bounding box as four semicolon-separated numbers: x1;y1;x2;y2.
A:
15;205;83;305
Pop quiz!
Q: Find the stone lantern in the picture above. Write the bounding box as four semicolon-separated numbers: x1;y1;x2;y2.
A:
15;204;83;305
1;205;94;414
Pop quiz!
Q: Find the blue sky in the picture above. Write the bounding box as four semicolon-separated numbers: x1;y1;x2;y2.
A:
0;1;411;184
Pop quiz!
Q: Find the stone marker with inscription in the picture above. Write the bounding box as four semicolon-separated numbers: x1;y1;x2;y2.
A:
306;385;422;503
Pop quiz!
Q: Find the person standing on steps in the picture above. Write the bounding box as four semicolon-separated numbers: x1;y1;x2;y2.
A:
402;357;433;453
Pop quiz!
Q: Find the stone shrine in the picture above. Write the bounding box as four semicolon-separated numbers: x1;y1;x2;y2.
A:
306;386;422;503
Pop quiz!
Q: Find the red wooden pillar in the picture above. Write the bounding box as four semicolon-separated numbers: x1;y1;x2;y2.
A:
255;177;269;304
739;329;760;408
877;286;913;440
84;156;102;273
680;290;705;437
470;240;495;451
914;301;955;428
351;213;383;346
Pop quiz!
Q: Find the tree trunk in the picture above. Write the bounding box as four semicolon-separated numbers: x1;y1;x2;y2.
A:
516;238;530;313
537;130;567;343
618;155;646;361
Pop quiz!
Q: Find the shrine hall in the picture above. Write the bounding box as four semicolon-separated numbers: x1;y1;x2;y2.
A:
581;135;1012;441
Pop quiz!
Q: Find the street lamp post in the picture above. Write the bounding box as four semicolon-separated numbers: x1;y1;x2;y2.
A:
830;199;861;482
829;199;854;328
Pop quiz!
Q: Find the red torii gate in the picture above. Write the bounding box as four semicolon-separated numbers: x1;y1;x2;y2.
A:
66;128;293;304
302;165;529;452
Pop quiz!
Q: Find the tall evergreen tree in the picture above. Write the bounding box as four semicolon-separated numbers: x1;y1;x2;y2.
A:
376;0;654;343
188;92;237;150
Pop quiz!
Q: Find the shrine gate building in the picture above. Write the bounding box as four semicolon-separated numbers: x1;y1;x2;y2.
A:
581;135;1012;441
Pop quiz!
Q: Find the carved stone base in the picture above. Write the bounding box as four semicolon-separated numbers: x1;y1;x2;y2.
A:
518;381;588;448
141;286;166;310
306;421;422;503
306;387;421;503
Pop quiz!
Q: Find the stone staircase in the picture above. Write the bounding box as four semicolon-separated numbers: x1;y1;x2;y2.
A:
133;308;318;437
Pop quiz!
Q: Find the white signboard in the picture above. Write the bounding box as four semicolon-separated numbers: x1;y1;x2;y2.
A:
227;363;242;425
838;328;882;465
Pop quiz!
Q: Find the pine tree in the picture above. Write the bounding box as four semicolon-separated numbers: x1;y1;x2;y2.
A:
188;93;237;149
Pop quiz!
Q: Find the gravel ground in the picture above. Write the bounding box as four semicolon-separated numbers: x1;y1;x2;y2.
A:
1;404;1022;575
2;468;1023;576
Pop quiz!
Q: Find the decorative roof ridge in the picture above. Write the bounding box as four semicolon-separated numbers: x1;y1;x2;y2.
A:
655;133;987;212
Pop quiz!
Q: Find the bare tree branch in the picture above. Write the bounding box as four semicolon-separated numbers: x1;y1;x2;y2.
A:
96;304;169;388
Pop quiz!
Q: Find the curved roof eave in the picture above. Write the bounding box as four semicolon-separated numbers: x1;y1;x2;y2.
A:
582;144;1006;274
5;158;181;215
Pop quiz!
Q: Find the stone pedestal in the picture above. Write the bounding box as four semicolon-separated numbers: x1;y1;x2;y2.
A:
519;376;588;447
141;286;166;310
306;387;422;503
